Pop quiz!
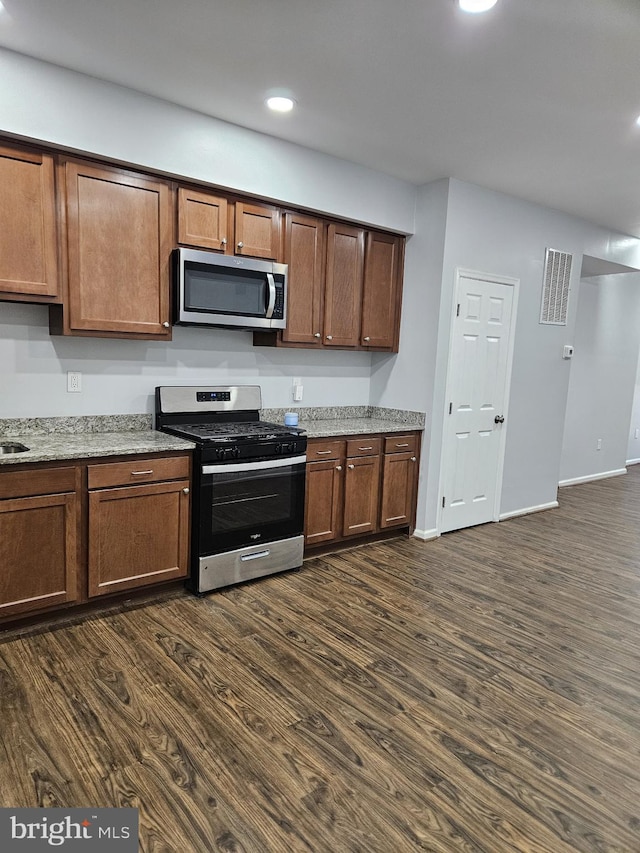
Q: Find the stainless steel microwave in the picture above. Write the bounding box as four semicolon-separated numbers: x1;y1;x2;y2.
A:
173;248;287;330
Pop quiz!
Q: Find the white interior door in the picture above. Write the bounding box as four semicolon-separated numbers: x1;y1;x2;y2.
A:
440;273;516;533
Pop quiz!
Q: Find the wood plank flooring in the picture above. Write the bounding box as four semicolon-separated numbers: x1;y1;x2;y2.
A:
1;468;640;851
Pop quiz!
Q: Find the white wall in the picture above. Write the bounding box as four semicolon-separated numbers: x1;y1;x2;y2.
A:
370;179;450;536
0;302;373;417
0;48;418;419
0;49;415;234
377;178;640;535
628;352;640;464
560;274;640;483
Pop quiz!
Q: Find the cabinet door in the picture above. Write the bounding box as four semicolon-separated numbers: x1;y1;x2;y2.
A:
62;160;172;338
380;451;418;529
282;212;325;344
0;143;59;300
88;479;190;597
178;187;229;252
305;459;343;546
343;454;380;537
361;231;403;350
234;201;281;260
0;492;78;619
324;223;365;347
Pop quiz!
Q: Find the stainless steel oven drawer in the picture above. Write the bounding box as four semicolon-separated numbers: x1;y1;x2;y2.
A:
197;535;304;593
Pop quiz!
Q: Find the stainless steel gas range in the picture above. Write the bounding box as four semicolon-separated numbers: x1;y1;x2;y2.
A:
155;385;307;594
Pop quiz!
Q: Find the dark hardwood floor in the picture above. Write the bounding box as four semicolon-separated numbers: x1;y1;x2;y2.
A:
1;468;640;851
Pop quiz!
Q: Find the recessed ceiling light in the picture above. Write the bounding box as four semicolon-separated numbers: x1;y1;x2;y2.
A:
635;115;640;127
266;96;296;113
458;0;498;12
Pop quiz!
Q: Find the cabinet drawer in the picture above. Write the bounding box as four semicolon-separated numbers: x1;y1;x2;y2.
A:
88;456;190;489
384;434;418;455
306;440;344;462
346;437;381;457
0;466;77;500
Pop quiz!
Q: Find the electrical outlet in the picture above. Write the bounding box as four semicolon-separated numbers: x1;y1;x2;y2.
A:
67;371;82;393
292;377;303;402
596;438;602;451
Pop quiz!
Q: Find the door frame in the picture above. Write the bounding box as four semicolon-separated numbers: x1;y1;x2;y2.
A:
436;267;520;534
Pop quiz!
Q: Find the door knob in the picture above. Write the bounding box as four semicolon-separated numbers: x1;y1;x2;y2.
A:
326;335;333;341
494;415;505;424
162;321;170;328
314;332;321;338
182;487;190;495
348;464;355;469
363;336;371;342
237;241;244;249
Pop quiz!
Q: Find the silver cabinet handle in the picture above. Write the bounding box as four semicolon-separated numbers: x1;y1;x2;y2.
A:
411;456;417;462
131;470;153;476
221;237;227;246
162;321;170;328
326;335;333;341
363;336;371;342
395;443;409;448
237;241;244;249
336;465;342;471
348;464;355;469
358;446;373;451
314;332;321;338
182;487;190;494
315;450;332;455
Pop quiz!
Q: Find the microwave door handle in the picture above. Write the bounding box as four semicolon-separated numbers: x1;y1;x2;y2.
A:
265;272;276;319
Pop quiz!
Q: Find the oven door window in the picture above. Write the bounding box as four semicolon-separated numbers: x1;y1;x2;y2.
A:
200;461;305;554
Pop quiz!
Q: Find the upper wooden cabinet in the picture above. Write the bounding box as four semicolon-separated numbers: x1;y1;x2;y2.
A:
254;216;405;353
178;187;229;252
281;212;325;345
177;187;281;261
0;142;59;302
361;231;403;349
324;223;366;348
50;159;173;339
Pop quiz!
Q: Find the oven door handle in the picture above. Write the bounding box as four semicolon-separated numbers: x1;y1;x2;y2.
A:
202;454;307;475
265;273;276;319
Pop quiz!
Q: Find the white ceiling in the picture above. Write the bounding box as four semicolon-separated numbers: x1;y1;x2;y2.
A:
2;0;640;236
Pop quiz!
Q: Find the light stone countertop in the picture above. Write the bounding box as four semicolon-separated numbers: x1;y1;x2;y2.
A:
0;407;424;465
0;431;195;466
299;417;424;439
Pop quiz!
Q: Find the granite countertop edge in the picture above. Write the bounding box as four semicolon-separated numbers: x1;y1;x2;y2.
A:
299;417;425;439
0;432;196;466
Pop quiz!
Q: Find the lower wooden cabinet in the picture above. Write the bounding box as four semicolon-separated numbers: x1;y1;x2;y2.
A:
0;466;80;620
87;456;190;597
0;452;191;626
304;431;420;550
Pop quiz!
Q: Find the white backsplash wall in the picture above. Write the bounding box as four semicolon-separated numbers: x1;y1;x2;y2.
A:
0;303;373;418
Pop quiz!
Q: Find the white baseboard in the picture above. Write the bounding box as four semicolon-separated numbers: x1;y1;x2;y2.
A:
412;527;439;541
558;468;627;488
499;501;558;521
626;458;640;466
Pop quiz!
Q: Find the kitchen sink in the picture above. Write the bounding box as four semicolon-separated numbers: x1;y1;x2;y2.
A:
0;442;30;454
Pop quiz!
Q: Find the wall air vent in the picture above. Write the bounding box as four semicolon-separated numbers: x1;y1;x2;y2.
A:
540;248;572;325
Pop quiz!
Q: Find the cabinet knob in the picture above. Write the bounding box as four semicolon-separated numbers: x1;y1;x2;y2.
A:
221;237;227;246
314;332;321;338
182;487;190;495
237;241;244;249
363;336;371;342
162;321;170;328
348;464;355;469
326;335;333;341
336;465;342;471
411;456;417;462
